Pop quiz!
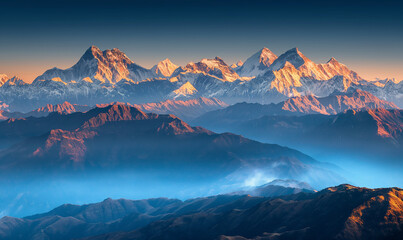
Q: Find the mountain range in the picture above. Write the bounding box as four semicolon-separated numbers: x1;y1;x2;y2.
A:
192;87;402;158
0;97;227;121
194;89;398;125
0;184;401;240
0;103;344;217
0;104;337;183
195;106;403;162
0;45;402;239
0;46;402;112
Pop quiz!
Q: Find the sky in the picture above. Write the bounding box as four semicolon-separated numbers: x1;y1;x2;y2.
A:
0;0;402;82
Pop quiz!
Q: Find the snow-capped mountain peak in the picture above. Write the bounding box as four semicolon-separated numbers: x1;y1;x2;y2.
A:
78;45;133;66
259;47;278;64
151;58;179;77
34;46;155;84
317;57;361;82
199;57;225;67
372;78;402;87
182;57;240;82
80;45;101;61
0;75;26;87
268;48;361;84
0;74;8;87
231;60;244;69
327;57;338;64
269;47;311;71
236;47;278;77
171;81;198;99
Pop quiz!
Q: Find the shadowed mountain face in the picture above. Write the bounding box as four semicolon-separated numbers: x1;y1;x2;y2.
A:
1;184;401;240
234;109;402;159
83;185;403;240
199;108;402;161
236;48;278;77
193;89;398;127
280;89;397;114
193;91;402;162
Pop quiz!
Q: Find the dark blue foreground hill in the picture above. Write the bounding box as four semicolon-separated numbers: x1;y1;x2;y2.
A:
86;185;403;240
0;184;401;240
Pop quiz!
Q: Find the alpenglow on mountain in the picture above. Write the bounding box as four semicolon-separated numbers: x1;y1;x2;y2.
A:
0;45;402;112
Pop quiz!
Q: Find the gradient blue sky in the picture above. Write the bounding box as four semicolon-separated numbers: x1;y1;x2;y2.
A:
0;0;402;82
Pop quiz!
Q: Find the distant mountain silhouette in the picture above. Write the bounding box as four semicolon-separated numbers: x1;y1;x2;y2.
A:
228;179;315;197
194;99;402;161
230;108;403;159
194;89;398;127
